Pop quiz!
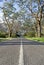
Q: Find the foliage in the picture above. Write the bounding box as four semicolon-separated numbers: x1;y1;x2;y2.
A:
27;37;44;42
24;31;35;37
0;31;6;38
16;0;44;37
11;33;17;38
0;0;44;38
2;0;19;37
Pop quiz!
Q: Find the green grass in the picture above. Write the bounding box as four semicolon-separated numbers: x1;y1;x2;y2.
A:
26;37;44;42
0;38;12;42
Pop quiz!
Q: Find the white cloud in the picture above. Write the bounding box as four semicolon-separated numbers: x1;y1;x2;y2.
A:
0;12;3;17
0;11;4;23
0;18;4;23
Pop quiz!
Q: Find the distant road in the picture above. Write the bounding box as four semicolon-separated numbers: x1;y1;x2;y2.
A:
0;38;44;65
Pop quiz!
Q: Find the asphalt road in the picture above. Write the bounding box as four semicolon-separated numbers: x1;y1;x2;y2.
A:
0;38;44;65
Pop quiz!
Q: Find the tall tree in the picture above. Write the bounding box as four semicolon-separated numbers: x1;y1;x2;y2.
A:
16;0;44;37
1;0;19;37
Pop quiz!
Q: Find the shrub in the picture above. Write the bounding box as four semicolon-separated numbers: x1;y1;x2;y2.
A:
0;31;6;38
12;34;17;38
24;31;35;37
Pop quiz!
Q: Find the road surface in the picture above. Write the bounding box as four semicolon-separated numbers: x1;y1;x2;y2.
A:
0;38;44;65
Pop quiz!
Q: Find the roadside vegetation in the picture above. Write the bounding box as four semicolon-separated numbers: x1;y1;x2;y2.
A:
0;38;12;42
0;0;44;42
25;37;44;42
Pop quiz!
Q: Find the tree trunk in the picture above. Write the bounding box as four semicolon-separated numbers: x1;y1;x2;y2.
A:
8;30;12;37
35;28;38;37
35;24;38;37
9;31;10;37
9;32;12;37
37;7;42;37
37;20;41;37
10;31;12;37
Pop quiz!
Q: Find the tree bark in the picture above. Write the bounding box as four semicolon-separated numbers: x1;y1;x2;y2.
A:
37;20;41;37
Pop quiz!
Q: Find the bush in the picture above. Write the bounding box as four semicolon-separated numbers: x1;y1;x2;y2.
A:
41;33;44;37
24;31;35;37
0;31;6;38
12;34;17;38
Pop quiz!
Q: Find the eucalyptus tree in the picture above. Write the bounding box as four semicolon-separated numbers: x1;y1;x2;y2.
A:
0;0;44;37
1;0;19;37
15;0;44;37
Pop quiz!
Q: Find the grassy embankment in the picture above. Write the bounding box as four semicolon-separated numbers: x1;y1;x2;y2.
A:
0;38;12;42
25;36;44;42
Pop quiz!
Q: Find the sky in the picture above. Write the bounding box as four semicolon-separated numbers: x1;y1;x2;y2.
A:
0;0;44;23
0;0;38;23
0;0;20;23
0;0;3;2
0;0;3;8
0;0;3;23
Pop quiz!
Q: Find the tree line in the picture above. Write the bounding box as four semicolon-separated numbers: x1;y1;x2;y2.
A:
0;0;44;37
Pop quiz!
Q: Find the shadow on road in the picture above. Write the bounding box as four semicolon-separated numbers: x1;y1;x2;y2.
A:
0;40;44;46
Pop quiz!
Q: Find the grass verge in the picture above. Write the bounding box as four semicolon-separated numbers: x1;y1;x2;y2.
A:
25;37;44;42
0;38;12;42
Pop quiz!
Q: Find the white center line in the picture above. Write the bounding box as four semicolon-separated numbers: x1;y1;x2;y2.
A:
18;38;24;65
